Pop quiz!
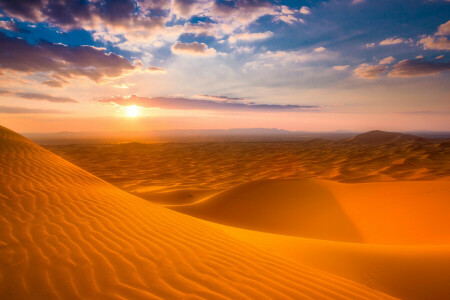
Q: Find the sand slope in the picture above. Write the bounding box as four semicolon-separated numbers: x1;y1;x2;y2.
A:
0;125;395;299
213;223;450;300
173;178;450;244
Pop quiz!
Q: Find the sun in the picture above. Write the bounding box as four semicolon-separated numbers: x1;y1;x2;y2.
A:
125;105;139;118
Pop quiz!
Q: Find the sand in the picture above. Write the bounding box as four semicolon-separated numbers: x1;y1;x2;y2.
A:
172;178;450;245
46;138;450;206
0;125;396;299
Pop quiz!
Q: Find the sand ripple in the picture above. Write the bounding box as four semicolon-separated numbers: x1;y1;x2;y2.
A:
0;126;395;299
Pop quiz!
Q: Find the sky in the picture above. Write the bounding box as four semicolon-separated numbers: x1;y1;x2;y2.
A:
0;0;449;133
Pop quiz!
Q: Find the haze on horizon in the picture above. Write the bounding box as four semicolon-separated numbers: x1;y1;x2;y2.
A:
0;0;449;132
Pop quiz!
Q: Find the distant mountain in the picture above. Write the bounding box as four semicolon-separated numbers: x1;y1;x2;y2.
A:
349;130;426;144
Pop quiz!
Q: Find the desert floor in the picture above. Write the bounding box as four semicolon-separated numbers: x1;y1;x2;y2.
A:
1;126;449;299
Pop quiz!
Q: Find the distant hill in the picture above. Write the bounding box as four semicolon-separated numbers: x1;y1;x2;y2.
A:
349;130;426;144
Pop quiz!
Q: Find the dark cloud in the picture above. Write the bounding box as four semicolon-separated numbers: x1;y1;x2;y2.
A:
98;94;317;111
0;32;135;82
0;0;44;21
0;0;166;30
0;105;68;114
0;89;11;95
389;59;450;77
17;92;78;103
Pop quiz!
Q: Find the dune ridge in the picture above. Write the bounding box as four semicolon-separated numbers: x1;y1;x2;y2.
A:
0;125;395;299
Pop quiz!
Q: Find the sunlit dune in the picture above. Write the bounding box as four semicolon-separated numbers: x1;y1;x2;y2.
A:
46;135;450;206
38;131;450;300
212;223;450;300
0;125;395;299
172;178;450;245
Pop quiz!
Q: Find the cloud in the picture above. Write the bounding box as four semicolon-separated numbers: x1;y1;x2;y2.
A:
42;80;66;88
276;15;302;24
314;47;326;52
0;20;28;32
275;5;305;24
379;37;407;45
352;0;365;4
353;63;388;79
435;55;445;60
418;36;450;50
365;42;375;48
436;20;450;36
0;106;68;114
299;6;311;14
229;31;273;43
17;92;78;103
379;56;396;65
171;41;217;56
417;20;450;51
196;94;246;101
332;65;350;71
147;66;167;73
184;21;220;37
0;89;11;95
389;59;450;77
99;94;318;112
0;0;167;33
0;33;136;83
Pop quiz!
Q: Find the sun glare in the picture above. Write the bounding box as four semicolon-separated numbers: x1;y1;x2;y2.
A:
126;105;139;118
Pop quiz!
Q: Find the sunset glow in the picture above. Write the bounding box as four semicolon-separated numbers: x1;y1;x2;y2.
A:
125;105;139;118
0;0;448;133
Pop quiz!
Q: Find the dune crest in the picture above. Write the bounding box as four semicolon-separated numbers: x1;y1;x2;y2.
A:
0;126;394;299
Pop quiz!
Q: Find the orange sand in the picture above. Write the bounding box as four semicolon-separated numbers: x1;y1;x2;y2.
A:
0;125;396;299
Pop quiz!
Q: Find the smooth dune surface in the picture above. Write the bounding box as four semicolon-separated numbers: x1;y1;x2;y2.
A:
0;125;396;299
173;178;450;244
211;222;450;300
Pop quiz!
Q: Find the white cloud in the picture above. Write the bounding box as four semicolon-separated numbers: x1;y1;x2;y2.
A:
436;20;450;36
314;47;326;52
379;56;396;64
229;31;273;43
299;6;311;14
379;37;406;45
353;63;388;79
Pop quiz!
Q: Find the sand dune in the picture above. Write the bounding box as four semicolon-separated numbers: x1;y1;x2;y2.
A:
349;130;426;144
46;137;450;205
212;223;450;300
0;125;395;299
173;178;450;244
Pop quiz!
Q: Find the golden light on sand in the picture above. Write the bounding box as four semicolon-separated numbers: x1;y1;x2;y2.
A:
125;105;139;117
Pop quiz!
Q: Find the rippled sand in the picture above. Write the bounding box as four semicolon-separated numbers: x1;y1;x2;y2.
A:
2;126;449;299
0;126;397;299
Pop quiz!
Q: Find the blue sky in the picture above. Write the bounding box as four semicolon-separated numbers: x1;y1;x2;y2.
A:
0;0;449;132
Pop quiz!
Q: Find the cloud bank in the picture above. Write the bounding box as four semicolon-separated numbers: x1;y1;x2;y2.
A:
99;95;318;112
0;33;136;83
